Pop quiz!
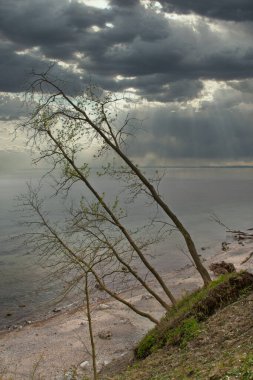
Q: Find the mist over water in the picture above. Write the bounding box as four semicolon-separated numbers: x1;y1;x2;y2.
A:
0;167;253;329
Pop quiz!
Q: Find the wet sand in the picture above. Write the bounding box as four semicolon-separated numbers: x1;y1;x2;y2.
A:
0;240;252;380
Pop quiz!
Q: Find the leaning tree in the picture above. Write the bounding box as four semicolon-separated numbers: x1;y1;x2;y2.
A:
21;70;211;287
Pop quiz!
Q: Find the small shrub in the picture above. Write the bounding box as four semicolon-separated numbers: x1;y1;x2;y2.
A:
135;330;158;359
165;317;200;348
179;317;200;348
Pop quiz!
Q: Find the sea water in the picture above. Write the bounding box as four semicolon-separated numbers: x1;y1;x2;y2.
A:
0;167;253;328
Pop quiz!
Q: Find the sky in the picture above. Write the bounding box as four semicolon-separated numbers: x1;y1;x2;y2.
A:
1;0;253;168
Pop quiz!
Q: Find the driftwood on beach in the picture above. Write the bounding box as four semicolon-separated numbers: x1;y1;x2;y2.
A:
227;229;253;241
212;215;253;242
226;228;253;265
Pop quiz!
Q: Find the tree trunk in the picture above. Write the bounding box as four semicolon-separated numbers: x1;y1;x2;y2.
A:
85;274;98;380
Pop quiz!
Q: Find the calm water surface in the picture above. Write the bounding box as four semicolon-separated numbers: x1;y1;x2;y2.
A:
0;167;253;328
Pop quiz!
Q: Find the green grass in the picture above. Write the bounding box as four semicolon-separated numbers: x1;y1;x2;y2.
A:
166;316;200;348
221;353;253;380
135;271;252;360
166;272;238;319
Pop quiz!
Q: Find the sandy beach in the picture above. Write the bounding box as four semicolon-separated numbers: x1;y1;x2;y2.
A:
0;239;252;380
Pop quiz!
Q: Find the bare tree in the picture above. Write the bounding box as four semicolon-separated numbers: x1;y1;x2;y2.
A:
84;273;97;380
16;70;214;379
20;94;178;307
70;200;173;310
22;187;164;379
22;70;211;286
20;186;161;325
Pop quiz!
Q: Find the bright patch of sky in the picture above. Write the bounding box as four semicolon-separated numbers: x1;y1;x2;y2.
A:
79;0;109;8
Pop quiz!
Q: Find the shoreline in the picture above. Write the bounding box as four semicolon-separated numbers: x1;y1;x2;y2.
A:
0;239;223;332
0;240;252;379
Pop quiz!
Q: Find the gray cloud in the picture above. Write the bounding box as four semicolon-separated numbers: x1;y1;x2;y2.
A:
0;42;46;92
159;0;253;22
0;0;110;48
0;41;84;95
0;0;253;164
80;16;253;101
229;79;253;95
129;106;253;162
109;0;139;7
0;0;253;105
0;95;27;121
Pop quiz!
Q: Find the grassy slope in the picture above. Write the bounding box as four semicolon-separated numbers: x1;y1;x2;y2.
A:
109;272;253;380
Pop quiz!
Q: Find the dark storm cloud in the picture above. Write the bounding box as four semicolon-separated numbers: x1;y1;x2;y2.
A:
0;42;83;95
109;0;139;7
0;0;110;48
72;5;253;100
81;19;253;94
0;42;47;92
110;75;204;102
143;80;204;103
159;0;253;22
83;73;203;102
0;0;172;98
0;0;252;163
0;0;253;105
